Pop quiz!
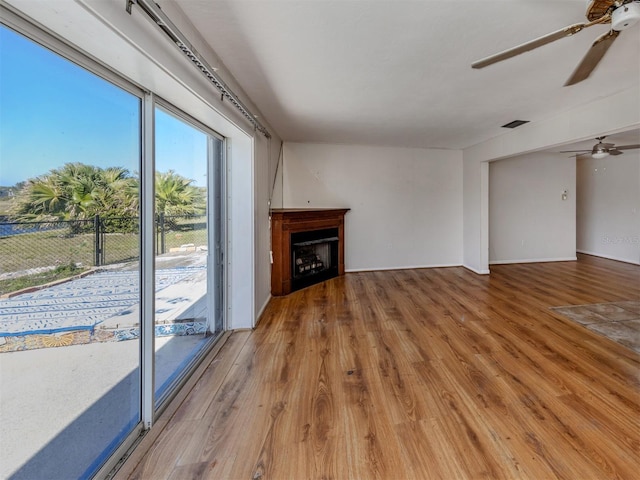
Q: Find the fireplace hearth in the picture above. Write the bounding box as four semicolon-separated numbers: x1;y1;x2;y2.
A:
270;209;349;296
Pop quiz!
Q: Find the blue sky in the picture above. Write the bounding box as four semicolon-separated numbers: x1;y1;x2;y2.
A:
0;25;207;188
156;108;208;188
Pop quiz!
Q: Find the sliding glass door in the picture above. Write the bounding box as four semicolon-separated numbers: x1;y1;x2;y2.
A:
0;25;142;479
153;106;224;407
0;18;225;478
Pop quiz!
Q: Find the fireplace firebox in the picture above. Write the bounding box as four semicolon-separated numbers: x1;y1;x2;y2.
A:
270;209;349;296
291;228;339;291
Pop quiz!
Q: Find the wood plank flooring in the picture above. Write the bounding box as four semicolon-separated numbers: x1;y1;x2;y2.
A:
120;254;640;479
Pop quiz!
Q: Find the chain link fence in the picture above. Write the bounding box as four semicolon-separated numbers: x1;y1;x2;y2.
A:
0;214;207;278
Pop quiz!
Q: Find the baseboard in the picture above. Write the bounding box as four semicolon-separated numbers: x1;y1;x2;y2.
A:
489;256;577;265
576;250;640;266
346;263;461;273
462;264;490;275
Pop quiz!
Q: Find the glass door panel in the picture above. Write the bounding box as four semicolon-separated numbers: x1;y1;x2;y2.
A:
0;25;141;479
153;107;223;407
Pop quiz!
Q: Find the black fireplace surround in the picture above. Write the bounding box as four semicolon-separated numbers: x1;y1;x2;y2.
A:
290;227;339;292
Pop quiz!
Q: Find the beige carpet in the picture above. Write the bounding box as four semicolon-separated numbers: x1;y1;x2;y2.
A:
551;301;640;354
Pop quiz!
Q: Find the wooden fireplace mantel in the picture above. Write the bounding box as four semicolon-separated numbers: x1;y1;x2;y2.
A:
271;208;349;296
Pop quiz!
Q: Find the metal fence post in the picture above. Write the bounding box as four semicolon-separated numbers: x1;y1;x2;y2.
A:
159;212;166;255
94;214;101;266
100;218;105;266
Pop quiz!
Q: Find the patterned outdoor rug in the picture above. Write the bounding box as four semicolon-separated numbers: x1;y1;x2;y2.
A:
0;267;206;337
551;301;640;354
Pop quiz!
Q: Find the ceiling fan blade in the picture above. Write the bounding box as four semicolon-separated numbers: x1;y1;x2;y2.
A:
559;149;591;153
472;24;586;69
614;144;640;150
564;29;620;86
609;149;624;155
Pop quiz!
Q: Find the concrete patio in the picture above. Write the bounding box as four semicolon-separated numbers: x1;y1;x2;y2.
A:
0;252;216;478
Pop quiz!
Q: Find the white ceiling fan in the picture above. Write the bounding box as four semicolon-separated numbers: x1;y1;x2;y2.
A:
472;0;640;86
561;136;640;158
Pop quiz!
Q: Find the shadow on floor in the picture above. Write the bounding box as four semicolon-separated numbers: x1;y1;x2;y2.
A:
8;334;216;480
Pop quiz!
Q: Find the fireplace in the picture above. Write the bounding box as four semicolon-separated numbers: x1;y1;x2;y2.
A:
291;228;339;291
270;209;349;296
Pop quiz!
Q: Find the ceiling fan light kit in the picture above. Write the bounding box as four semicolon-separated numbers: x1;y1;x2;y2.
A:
471;0;640;85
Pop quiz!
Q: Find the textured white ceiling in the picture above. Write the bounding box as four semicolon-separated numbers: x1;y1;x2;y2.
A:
174;0;640;149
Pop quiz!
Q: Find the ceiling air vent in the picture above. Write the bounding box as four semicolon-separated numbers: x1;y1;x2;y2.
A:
501;120;530;129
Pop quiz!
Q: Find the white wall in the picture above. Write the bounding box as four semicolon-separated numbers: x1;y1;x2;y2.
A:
282;143;463;271
463;160;490;274
5;0;281;328
254;135;281;318
463;87;640;274
489;153;576;264
577;152;640;265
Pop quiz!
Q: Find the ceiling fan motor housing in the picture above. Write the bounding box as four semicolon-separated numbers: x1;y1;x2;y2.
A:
611;1;640;31
592;144;608;155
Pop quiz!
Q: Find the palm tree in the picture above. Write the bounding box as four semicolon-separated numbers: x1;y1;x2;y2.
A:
11;164;204;222
155;170;205;216
95;166;139;216
10;163;137;221
15;175;66;220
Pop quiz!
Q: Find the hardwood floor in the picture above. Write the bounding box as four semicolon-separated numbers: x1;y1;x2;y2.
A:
120;255;640;479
